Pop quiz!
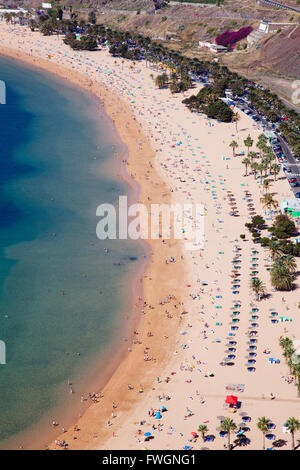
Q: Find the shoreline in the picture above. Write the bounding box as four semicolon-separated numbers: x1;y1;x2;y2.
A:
0;44;186;450
1;23;300;451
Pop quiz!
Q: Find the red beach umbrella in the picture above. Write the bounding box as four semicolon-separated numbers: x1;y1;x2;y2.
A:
225;395;238;405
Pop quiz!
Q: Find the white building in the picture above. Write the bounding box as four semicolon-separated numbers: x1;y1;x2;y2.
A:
198;41;227;53
0;8;27;16
258;21;270;34
281;199;300;218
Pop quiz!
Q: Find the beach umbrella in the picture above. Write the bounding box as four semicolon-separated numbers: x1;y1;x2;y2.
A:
225;395;238;405
144;432;151;437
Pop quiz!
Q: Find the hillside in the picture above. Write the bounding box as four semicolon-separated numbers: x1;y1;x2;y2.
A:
3;0;300;104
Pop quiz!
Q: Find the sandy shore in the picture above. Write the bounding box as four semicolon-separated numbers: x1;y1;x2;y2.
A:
1;22;300;451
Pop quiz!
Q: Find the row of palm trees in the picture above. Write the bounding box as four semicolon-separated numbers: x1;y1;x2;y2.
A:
237;134;298;291
248;232;296;293
230;133;280;181
280;337;300;394
198;416;300;450
154;69;193;94
269;242;296;291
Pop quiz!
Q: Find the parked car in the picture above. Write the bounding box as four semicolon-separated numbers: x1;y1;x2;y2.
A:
295;192;300;198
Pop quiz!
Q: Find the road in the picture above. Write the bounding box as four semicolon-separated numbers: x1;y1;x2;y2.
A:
259;0;300;14
233;96;300;198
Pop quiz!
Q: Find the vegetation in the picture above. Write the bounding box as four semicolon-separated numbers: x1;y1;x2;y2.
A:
279;337;300;394
243;135;253;155
197;424;208;441
257;417;271;450
216;26;253;51
64;33;98;51
183;84;233;122
249;278;266;301
270;257;295;291
268;214;296;239
220;418;236;450
284;417;300;450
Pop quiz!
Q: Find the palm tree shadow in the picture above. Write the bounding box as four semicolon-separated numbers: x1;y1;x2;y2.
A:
204;434;216;442
272;439;287;448
294;440;300;450
232;435;251;448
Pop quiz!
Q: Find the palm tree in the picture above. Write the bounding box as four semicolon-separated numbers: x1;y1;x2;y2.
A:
284;417;300;450
17;11;24;25
232;111;240;132
248;151;257;164
266;153;276;174
263;178;272;194
242;157;251;176
257;417;271;450
155;74;168;89
249;278;266;301
281;255;297;274
271;163;280;181
220;417;237;450
251;162;259;179
229;140;238;157
257;140;266;158
267;239;283;261
258;133;267;145
260;193;278;215
261;157;271;177
270;262;294;291
280;336;294;352
244;135;254;155
198;424;208;442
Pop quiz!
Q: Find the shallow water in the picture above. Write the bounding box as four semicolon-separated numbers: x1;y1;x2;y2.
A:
0;56;144;446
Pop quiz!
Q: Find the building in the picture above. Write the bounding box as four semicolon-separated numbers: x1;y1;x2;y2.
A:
0;8;27;16
220;97;234;105
198;41;227;53
258;21;270;34
281;199;300;218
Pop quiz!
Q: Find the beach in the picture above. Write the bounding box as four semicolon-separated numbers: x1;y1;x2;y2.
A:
0;22;300;450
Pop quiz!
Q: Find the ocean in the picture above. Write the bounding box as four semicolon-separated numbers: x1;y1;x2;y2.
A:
0;56;144;448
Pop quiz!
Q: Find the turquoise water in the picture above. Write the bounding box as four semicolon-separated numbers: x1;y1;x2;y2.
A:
0;56;144;446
